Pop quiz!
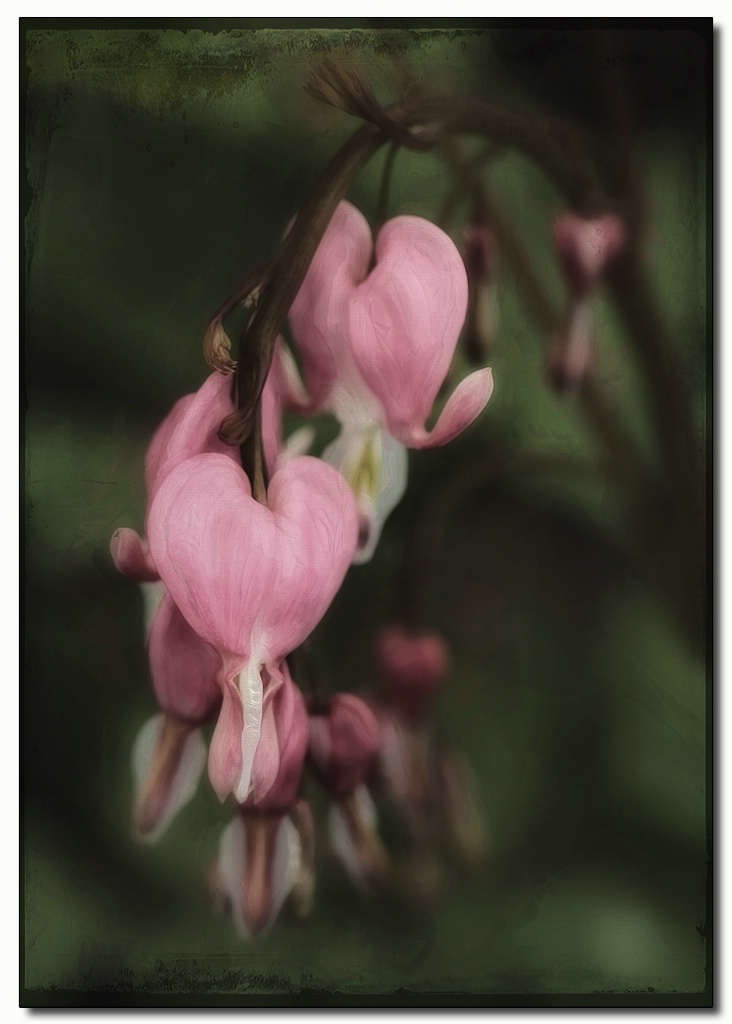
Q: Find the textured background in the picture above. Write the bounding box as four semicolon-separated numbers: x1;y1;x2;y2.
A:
22;23;709;1004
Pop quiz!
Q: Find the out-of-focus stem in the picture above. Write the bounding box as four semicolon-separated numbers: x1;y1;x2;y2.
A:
375;142;400;229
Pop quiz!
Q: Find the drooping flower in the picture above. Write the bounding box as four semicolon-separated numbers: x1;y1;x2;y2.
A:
553;213;627;297
147;451;358;804
372;625;486;895
210;665;315;937
308;694;388;889
288;201;494;562
130;590;221;842
113;356;318;841
549;213;627;394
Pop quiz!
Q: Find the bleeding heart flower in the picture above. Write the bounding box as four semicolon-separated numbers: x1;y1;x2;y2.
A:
553;212;626;297
550;213;626;394
308;693;380;800
130;590;222;843
210;666;315;938
147;452;358;803
114;361;323;840
308;693;389;890
371;624;486;892
289;200;494;562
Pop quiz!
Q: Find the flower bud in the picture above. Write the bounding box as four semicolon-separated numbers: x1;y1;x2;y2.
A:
376;626;450;723
553;213;626;297
308;694;380;799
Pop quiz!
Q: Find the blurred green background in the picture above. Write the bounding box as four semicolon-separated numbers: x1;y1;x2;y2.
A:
23;23;708;1004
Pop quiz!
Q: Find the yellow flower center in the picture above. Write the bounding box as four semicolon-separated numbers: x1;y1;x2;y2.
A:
348;429;381;500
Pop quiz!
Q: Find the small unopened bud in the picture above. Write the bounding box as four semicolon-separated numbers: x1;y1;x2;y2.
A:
308;694;380;799
204;318;236;373
553;213;626;297
376;626;449;723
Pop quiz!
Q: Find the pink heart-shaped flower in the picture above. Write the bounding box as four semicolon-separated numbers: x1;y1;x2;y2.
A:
289;200;492;450
148;453;358;675
347;215;469;439
148;451;357;802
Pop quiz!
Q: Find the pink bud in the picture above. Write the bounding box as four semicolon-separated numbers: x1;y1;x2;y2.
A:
110;528;159;582
553;213;626;296
308;694;380;799
376;626;450;721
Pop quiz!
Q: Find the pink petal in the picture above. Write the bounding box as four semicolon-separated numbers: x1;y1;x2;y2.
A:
148;590;221;723
208;674;246;803
347;216;469;441
144;372;236;500
288;201;373;410
397;368;493;449
148;453;358;670
248;667;308;811
110;527;159;582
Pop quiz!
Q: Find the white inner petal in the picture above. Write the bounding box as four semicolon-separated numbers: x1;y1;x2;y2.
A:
217;817;250;939
131;713;206;844
266;816;302;935
234;662;264;804
328;784;378;892
322;427;408;565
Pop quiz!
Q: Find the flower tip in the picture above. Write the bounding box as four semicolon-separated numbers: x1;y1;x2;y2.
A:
404;367;493;450
110;528;159;582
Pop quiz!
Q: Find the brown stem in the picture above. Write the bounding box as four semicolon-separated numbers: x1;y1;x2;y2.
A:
239;400;268;504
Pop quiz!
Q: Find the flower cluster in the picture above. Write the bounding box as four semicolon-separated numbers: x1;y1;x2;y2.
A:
112;200;493;937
